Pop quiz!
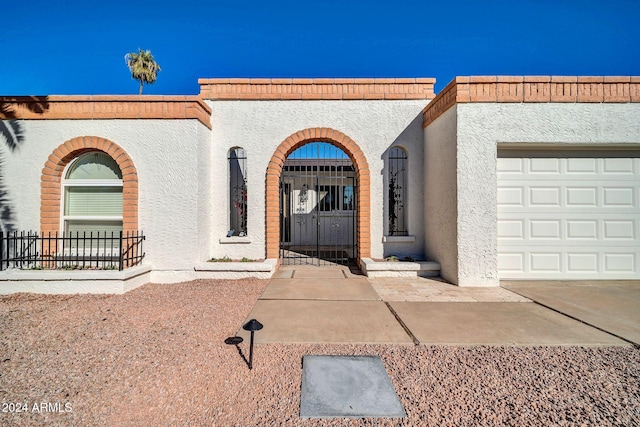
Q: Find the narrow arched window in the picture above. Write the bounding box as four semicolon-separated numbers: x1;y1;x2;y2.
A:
228;147;247;236
388;147;408;236
62;151;123;235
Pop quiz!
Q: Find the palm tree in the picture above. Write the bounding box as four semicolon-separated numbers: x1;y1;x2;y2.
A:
124;49;161;95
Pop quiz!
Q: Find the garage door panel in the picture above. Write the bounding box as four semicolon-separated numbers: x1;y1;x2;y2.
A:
497;158;524;173
530;158;560;173
530;253;562;272
603;220;636;240
603;158;635;173
498;253;525;272
499;248;638;277
529;187;561;206
603;187;635;207
566;187;598;206
498;154;640;279
498;217;635;242
500;185;636;209
567;253;599;273
566;220;598;239
497;187;524;206
529;220;561;239
501;158;639;177
567;158;597;173
604;253;636;272
497;220;524;239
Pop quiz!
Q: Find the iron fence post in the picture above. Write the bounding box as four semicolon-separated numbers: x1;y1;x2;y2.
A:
118;230;124;271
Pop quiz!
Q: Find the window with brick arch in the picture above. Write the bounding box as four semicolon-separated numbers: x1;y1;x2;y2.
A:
388;146;408;236
228;147;247;236
62;152;123;236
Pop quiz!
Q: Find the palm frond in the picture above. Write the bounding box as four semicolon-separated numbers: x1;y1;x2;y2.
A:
0;156;18;232
25;96;50;114
0;121;22;152
0;103;23;152
0;101;41;233
125;48;161;93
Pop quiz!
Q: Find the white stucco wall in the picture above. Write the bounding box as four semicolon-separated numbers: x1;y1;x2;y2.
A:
423;106;458;284
195;122;213;265
205;100;428;261
1;119;211;279
5;98;637;289
455;102;640;286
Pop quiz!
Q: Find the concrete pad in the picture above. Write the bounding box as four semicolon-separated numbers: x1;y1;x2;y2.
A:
237;300;413;344
389;302;629;346
261;278;380;301
464;288;531;303
300;355;406;419
502;281;640;345
370;277;530;302
292;268;348;279
370;278;476;302
271;269;294;279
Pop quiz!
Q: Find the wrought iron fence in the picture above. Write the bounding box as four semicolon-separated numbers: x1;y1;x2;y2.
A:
0;230;145;271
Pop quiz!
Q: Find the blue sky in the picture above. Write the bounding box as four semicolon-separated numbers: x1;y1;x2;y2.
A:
289;143;348;159
1;0;638;96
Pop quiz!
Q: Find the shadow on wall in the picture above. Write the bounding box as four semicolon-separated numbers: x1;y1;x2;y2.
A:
0;97;50;233
380;112;425;260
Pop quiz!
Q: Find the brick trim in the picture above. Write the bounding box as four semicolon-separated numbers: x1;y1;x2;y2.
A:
199;78;436;100
265;128;371;262
40;137;138;235
422;76;640;128
0;95;212;129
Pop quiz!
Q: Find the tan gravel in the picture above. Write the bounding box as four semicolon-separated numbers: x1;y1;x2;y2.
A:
1;279;639;426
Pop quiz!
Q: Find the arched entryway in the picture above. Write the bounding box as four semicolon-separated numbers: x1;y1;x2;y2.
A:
265;128;370;265
280;142;356;265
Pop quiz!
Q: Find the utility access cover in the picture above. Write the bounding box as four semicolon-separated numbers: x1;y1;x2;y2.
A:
300;355;406;418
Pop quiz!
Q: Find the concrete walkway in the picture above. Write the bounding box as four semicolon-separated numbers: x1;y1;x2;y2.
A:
238;267;634;346
238;267;412;344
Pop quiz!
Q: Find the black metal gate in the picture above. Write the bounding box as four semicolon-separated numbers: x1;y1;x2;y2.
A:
279;142;357;266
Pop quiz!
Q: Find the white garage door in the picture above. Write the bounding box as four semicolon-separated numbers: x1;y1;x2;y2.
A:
497;151;640;279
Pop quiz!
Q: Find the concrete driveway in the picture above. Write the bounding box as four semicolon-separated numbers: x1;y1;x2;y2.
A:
502;280;640;346
238;267;635;346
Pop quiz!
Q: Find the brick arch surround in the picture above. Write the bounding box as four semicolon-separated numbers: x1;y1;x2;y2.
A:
40;136;138;234
265;128;370;263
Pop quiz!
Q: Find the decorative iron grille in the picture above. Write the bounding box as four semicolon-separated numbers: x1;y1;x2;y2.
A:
229;147;247;236
388;146;408;236
0;230;145;271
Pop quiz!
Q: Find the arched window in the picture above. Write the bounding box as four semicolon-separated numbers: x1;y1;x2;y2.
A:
388;147;408;236
62;152;123;235
228;147;247;236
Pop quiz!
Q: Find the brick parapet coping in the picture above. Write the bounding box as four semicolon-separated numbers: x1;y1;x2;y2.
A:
0;96;212;129
198;78;436;100
422;76;640;128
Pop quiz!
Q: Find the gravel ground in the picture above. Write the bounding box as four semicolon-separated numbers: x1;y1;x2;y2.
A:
1;279;639;426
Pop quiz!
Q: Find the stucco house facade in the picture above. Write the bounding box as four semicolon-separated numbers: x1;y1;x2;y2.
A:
1;76;639;293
